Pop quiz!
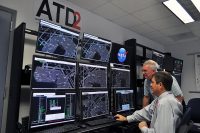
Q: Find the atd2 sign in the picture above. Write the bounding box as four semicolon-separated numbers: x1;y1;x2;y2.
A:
34;0;81;30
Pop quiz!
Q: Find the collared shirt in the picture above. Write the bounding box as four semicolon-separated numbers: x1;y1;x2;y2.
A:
127;91;183;133
144;76;183;98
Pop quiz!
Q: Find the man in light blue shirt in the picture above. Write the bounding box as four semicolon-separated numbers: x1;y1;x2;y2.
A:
142;60;183;107
115;71;183;133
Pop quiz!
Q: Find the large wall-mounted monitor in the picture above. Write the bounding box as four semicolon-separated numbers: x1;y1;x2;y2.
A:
163;55;174;72
31;56;76;89
152;51;165;69
36;20;79;59
173;58;183;73
111;66;130;88
113;89;134;113
29;91;76;129
81;33;112;62
78;63;107;88
81;91;109;120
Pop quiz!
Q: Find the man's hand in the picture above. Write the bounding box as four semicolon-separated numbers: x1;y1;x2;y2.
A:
114;114;127;122
138;121;148;129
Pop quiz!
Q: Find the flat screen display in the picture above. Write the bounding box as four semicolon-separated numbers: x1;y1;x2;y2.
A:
113;89;134;112
152;51;165;69
29;92;76;128
81;33;112;62
78;63;107;88
173;58;183;73
36;20;79;59
31;56;76;89
81;91;109;120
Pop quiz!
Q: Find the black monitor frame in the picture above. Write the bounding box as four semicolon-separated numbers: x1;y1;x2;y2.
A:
112;88;135;113
31;55;76;90
29;90;76;130
80;89;110;121
35;20;80;59
78;62;108;89
80;33;112;63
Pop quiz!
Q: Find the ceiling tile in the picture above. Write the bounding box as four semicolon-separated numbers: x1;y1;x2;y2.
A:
148;16;183;30
93;3;127;20
112;14;143;28
159;25;191;36
111;0;158;13
130;24;156;34
67;0;108;11
133;3;172;22
186;21;200;31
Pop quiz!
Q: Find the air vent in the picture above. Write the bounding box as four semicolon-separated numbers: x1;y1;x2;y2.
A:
169;32;196;41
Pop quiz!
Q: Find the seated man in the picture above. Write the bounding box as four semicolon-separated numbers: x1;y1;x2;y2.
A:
115;71;183;133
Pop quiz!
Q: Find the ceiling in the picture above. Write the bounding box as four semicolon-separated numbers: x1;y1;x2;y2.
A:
67;0;200;46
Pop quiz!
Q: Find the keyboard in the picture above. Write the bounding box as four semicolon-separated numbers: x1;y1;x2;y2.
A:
36;124;80;133
86;117;116;126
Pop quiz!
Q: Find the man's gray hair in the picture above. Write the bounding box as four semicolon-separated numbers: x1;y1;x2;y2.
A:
143;60;159;71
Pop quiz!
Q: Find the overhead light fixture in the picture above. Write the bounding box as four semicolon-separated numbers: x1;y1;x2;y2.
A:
163;0;194;24
191;0;200;13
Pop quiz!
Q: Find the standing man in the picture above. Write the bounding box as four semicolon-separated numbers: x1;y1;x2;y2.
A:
115;71;183;133
142;60;183;107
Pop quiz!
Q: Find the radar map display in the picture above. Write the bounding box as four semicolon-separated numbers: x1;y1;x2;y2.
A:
36;20;79;59
31;56;76;89
81;33;112;62
79;63;107;88
82;91;109;119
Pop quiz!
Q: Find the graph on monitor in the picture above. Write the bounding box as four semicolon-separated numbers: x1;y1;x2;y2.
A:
78;63;107;88
31;56;76;89
81;91;109;120
36;20;79;59
29;92;76;128
81;33;112;62
111;67;130;88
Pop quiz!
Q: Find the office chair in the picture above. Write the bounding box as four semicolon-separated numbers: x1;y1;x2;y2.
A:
176;107;192;133
187;98;200;133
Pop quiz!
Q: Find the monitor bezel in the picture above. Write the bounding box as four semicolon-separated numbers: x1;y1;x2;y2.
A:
112;88;135;113
30;55;76;90
80;89;110;121
28;89;77;130
35;20;80;59
80;33;112;63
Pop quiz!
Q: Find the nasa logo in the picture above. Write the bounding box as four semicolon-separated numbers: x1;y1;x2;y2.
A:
117;48;128;63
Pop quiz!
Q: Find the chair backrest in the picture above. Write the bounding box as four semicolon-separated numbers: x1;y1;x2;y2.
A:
176;107;192;133
187;98;200;123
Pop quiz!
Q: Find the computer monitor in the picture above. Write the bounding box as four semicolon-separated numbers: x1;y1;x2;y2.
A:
163;55;174;72
113;89;134;113
81;33;112;62
31;56;76;89
173;58;183;73
78;63;107;88
111;66;130;88
152;51;165;69
81;90;109;120
36;20;79;59
29;91;76;129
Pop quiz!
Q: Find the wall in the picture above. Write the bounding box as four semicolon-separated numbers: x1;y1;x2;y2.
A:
1;0;165;123
166;39;200;103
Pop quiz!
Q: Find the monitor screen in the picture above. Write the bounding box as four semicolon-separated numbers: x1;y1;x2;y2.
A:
152;51;165;69
78;63;107;88
163;55;174;72
113;89;134;112
31;56;76;89
111;67;130;88
81;33;112;62
81;91;109;120
29;92;76;128
36;20;79;59
173;58;183;73
110;43;133;65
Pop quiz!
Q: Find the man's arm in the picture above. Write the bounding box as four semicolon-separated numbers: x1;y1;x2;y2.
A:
143;96;150;108
171;76;184;103
175;95;184;103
